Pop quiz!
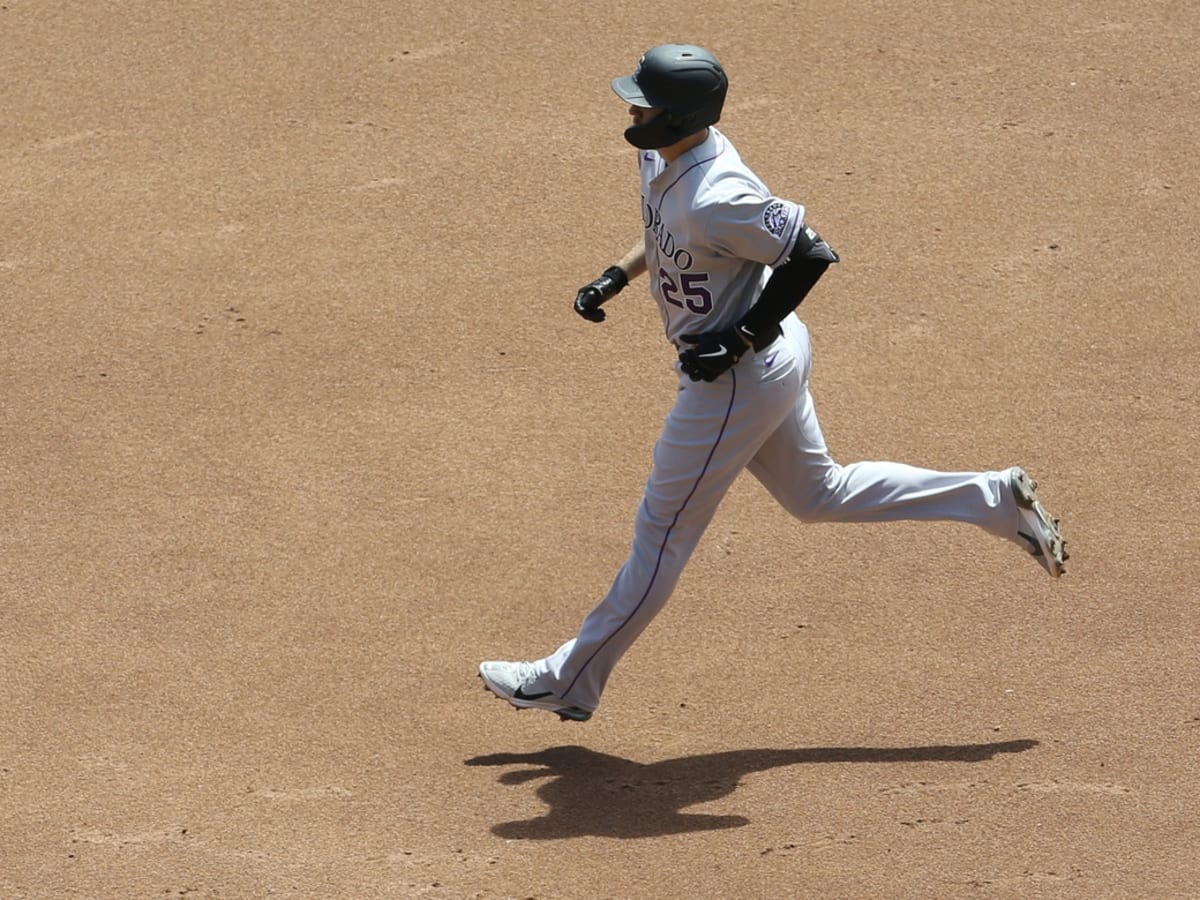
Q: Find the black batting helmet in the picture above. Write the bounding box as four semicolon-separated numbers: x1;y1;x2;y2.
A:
611;44;728;150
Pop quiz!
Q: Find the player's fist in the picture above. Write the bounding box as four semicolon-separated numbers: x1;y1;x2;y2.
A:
573;284;607;322
573;266;629;322
678;327;751;382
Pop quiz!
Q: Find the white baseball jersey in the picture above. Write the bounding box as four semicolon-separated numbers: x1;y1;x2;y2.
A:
638;127;805;346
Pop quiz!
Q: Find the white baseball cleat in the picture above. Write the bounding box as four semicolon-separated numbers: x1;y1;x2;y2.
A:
479;660;593;722
1010;467;1068;577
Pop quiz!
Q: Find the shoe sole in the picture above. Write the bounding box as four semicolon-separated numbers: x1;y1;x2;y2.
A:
1011;468;1068;577
478;672;592;722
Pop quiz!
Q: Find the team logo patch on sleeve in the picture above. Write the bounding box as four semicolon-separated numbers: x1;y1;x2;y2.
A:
763;201;789;238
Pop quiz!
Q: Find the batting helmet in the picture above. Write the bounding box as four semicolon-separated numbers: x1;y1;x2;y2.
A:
611;44;728;150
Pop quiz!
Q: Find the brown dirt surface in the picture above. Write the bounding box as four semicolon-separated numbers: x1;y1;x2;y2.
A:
3;1;1198;898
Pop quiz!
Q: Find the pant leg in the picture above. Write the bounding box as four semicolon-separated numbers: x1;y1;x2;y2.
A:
748;322;1019;537
537;359;801;710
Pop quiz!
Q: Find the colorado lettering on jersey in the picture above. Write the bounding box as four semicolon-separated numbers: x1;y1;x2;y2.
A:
642;199;695;271
638;128;803;346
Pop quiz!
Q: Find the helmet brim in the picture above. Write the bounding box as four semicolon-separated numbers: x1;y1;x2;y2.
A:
611;75;654;108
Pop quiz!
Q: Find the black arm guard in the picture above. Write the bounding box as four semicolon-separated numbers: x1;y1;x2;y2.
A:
735;225;839;350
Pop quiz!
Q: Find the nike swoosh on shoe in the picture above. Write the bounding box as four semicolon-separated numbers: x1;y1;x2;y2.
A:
512;686;554;701
1017;531;1043;557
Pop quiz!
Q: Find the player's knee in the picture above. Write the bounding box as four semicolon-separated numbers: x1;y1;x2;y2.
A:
775;466;842;521
781;495;830;522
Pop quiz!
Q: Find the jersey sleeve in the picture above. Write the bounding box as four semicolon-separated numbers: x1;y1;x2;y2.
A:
703;188;806;268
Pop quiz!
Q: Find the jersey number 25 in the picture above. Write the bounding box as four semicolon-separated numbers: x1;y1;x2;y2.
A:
659;269;713;314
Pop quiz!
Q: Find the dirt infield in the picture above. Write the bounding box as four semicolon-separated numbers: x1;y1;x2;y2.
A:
3;1;1198;897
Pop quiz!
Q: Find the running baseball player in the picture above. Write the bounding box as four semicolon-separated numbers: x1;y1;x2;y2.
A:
480;44;1068;722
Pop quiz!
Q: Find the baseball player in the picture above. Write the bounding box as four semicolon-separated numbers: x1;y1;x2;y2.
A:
480;44;1067;722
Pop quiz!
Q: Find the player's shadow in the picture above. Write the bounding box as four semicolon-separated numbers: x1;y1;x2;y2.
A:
465;739;1037;840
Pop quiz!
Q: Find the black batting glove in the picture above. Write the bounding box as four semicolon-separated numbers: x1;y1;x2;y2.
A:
573;265;628;322
678;326;753;382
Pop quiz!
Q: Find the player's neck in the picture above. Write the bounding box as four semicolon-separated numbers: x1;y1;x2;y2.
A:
659;128;711;165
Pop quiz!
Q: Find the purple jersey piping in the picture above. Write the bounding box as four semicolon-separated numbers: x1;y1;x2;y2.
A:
657;135;726;208
562;370;740;698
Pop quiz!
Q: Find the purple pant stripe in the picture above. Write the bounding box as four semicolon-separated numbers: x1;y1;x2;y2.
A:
563;370;739;697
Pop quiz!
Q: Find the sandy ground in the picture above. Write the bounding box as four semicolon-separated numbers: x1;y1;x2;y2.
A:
3;1;1198;897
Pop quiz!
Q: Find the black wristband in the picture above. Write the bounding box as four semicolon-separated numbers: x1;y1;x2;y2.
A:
734;321;778;352
600;265;629;295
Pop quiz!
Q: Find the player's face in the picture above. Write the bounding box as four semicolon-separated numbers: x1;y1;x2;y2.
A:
628;105;662;127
